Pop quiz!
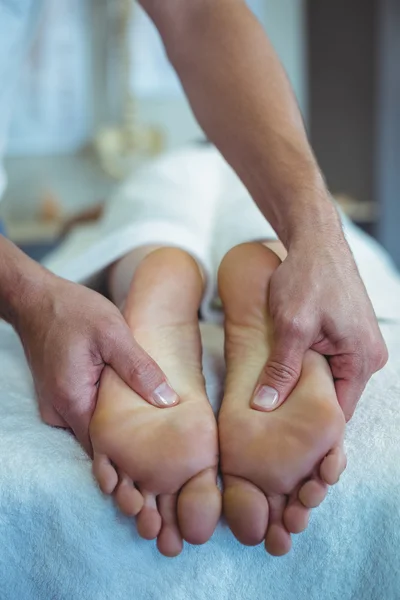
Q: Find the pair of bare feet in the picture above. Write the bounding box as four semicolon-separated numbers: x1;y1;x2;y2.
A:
89;243;346;558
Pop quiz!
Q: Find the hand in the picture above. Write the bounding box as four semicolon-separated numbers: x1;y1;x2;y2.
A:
252;232;388;421
15;273;179;454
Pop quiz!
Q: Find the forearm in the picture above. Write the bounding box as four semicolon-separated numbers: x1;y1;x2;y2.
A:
0;235;48;327
141;0;341;246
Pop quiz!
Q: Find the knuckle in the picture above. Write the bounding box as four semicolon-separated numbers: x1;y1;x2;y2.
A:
39;404;55;425
101;317;123;343
98;306;125;334
355;327;388;374
129;354;160;387
370;340;389;371
276;312;308;340
335;352;365;378
264;360;300;386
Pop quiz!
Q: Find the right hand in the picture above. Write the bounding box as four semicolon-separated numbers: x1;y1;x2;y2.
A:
15;272;179;454
252;231;387;421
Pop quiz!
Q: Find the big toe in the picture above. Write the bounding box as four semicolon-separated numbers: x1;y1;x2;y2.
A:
223;475;269;546
178;467;221;545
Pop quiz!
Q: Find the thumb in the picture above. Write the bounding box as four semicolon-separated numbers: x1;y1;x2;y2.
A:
103;327;179;408
251;338;305;412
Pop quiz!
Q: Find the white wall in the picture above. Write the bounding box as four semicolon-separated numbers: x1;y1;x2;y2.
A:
6;0;307;154
2;0;308;220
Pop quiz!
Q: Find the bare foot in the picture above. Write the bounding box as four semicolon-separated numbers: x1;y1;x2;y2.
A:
90;248;221;557
218;243;346;556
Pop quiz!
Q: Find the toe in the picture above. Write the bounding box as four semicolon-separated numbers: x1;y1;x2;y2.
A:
284;490;310;534
298;477;328;509
136;491;162;540
265;495;292;556
114;472;144;516
178;467;221;545
93;453;118;495
223;475;268;546
320;446;347;485
157;494;183;557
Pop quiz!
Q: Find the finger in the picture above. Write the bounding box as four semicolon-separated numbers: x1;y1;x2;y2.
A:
39;404;69;429
251;337;306;411
64;403;94;457
52;381;96;455
101;326;179;409
333;376;368;422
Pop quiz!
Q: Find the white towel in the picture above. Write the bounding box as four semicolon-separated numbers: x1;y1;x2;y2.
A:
43;146;224;318
43;145;400;324
0;319;400;600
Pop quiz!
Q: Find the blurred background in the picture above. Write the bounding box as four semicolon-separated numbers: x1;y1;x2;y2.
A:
1;0;399;265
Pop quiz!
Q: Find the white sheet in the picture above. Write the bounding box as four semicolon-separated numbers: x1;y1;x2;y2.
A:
0;319;400;600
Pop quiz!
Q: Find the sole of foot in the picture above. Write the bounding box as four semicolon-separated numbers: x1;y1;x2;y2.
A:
218;242;346;556
90;248;221;557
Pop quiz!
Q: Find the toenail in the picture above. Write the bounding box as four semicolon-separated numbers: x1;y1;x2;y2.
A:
152;382;179;407
252;385;279;410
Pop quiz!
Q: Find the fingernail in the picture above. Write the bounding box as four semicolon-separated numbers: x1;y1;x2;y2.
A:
152;382;179;407
252;385;279;410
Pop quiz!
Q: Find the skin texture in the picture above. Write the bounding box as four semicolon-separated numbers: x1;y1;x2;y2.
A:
90;243;346;557
140;0;388;417
0;236;178;454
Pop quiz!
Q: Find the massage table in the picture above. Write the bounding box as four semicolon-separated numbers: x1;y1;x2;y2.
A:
1;147;400;599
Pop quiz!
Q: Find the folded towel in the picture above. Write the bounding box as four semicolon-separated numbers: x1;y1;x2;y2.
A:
43;145;400;324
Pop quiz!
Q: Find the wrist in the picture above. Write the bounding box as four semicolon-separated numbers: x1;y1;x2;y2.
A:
249;144;342;249
0;237;50;329
280;188;343;250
